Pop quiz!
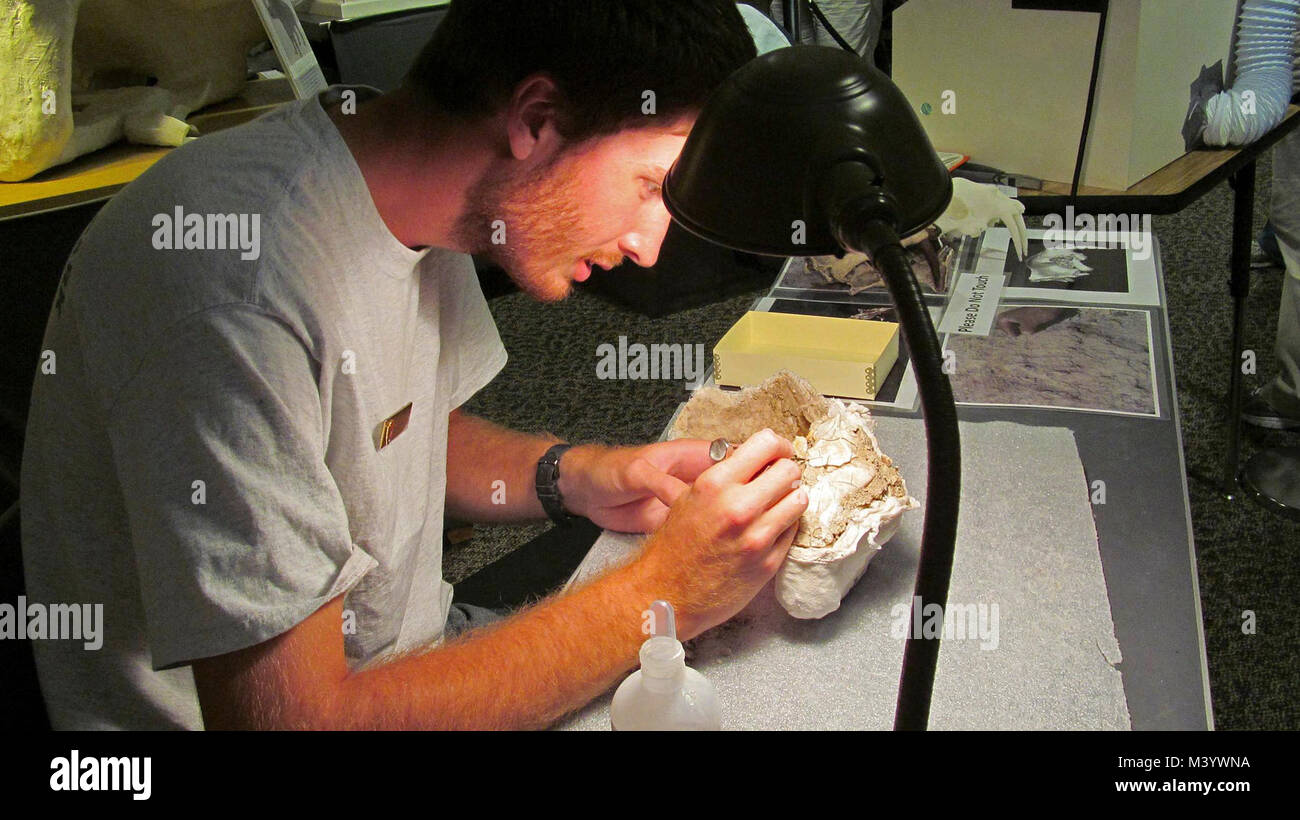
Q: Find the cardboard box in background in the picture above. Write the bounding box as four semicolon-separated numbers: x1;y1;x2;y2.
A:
892;0;1238;191
713;312;900;400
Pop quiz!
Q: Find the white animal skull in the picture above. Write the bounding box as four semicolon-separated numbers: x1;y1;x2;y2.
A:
1027;248;1093;283
935;177;1029;260
1;0;264;181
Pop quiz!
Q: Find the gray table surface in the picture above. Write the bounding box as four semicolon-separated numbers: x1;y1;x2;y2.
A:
560;417;1130;730
791;235;1210;729
929;237;1212;729
570;235;1211;730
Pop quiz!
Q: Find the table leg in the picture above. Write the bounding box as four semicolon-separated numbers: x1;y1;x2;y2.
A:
1224;161;1257;499
782;0;801;40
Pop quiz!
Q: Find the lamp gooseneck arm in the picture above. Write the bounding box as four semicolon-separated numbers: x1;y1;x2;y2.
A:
824;168;962;731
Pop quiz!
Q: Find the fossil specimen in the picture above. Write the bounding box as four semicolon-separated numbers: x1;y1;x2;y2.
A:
673;371;918;618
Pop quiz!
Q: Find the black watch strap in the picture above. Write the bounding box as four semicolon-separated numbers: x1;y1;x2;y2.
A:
535;443;579;526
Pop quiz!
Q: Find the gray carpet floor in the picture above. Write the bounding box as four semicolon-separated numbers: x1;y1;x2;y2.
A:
451;153;1299;730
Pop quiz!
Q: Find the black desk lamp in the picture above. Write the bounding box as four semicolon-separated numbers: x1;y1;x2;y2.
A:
663;46;959;730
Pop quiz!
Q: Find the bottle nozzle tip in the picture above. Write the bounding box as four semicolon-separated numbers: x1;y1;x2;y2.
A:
649;600;676;641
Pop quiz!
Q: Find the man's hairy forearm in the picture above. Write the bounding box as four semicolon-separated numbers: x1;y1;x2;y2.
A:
310;560;657;730
198;467;667;731
444;409;559;522
195;427;799;730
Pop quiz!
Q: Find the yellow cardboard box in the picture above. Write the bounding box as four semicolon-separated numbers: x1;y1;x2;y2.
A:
713;311;900;400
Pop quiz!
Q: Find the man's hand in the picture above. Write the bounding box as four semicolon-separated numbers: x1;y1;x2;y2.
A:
631;428;808;639
558;439;716;533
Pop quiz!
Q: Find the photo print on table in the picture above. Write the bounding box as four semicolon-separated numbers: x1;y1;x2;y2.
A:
974;227;1161;307
941;303;1159;417
1005;239;1129;293
772;229;963;300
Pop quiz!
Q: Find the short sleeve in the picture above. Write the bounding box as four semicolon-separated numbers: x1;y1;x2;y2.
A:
437;261;508;410
105;303;377;670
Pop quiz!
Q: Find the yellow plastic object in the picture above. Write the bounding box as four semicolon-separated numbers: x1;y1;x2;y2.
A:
712;311;900;400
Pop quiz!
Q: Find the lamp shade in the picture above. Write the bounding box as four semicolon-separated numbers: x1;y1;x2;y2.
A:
664;46;952;257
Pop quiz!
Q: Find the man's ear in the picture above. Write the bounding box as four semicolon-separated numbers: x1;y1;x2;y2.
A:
504;73;566;161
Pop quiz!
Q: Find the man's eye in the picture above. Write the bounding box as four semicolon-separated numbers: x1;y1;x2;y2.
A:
642;179;662;196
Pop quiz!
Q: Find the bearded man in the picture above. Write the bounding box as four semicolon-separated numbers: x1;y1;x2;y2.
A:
21;0;809;729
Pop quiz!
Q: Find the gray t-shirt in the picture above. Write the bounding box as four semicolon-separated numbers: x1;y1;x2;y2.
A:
20;86;507;729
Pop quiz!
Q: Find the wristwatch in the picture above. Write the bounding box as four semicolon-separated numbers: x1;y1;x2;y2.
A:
535;443;580;527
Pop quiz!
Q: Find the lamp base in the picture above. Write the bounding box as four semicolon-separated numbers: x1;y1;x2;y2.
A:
1239;446;1300;521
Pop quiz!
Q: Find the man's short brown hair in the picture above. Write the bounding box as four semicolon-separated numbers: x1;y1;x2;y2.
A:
404;0;758;142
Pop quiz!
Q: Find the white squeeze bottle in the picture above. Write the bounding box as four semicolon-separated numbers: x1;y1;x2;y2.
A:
611;600;721;730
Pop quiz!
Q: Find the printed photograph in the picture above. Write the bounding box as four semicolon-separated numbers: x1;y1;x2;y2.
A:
974;227;1161;306
942;304;1158;416
774;231;958;298
1003;237;1130;294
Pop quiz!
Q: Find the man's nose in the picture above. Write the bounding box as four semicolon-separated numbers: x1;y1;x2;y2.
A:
618;200;674;268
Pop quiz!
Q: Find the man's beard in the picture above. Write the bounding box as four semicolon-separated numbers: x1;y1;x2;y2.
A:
455;152;605;302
